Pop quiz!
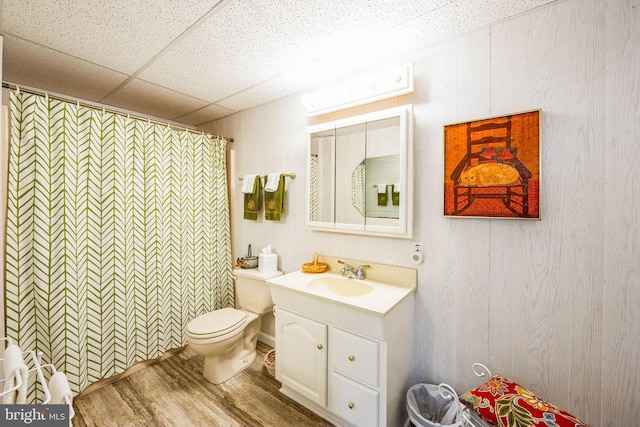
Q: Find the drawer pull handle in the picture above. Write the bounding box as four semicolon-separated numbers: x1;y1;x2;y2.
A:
348;402;355;409
317;344;323;350
348;355;355;362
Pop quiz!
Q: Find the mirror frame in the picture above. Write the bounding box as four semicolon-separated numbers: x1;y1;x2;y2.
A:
305;104;414;238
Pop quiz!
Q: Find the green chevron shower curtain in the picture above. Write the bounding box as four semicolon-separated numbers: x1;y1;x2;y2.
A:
4;90;233;395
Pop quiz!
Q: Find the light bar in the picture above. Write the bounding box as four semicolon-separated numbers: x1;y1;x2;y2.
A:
303;63;414;116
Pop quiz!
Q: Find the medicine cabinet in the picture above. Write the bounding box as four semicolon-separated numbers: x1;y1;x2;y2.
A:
306;105;413;238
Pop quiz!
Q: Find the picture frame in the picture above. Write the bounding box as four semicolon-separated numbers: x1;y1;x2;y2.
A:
443;110;540;219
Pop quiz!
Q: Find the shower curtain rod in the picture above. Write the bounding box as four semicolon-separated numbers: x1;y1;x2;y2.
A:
2;82;233;143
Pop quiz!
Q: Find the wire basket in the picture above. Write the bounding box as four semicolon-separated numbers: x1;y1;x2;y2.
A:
301;261;328;273
301;252;328;273
264;349;276;377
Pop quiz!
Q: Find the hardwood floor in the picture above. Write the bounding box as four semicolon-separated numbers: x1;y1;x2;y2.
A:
72;342;333;426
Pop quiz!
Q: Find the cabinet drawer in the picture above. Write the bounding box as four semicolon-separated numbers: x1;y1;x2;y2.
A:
331;327;379;387
330;372;379;427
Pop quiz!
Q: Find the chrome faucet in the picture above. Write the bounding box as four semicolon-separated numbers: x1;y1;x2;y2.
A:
338;261;371;280
354;264;370;279
340;262;356;278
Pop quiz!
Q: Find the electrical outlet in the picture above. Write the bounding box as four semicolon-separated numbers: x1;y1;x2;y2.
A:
412;241;423;252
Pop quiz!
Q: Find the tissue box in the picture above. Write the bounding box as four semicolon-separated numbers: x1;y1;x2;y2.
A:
259;253;277;274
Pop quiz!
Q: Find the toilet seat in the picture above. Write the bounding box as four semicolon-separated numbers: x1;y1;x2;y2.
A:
186;307;248;340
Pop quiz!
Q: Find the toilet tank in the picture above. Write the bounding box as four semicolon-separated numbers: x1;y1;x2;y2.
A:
233;268;282;314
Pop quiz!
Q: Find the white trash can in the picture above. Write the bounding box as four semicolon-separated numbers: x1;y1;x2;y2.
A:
406;383;489;427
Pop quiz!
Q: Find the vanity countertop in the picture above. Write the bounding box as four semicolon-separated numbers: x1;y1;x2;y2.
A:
267;269;415;317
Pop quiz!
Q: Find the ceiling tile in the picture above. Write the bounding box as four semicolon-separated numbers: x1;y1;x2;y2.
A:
174;104;236;126
2;35;128;102
215;81;296;113
243;0;455;40
1;0;220;73
216;56;370;112
101;78;209;120
138;0;307;102
395;0;558;49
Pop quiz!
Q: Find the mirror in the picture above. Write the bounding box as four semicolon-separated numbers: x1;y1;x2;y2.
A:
306;105;413;238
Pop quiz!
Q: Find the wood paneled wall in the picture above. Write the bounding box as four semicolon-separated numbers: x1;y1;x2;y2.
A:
200;1;640;425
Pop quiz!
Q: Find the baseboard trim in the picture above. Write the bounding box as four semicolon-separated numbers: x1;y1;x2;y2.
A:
258;332;274;348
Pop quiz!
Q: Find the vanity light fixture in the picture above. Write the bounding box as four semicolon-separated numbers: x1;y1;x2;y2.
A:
302;63;414;116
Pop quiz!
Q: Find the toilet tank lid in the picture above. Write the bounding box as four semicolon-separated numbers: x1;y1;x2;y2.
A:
233;268;282;280
187;308;247;336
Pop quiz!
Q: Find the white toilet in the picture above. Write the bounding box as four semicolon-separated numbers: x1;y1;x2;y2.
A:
185;268;282;384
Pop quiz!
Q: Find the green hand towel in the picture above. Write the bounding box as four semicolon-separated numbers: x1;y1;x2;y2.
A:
264;175;285;221
377;185;389;206
392;185;400;206
243;176;262;220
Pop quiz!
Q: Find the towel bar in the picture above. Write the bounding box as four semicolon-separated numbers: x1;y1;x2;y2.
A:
239;172;296;180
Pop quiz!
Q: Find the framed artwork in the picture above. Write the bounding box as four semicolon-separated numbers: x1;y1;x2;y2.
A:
444;110;540;219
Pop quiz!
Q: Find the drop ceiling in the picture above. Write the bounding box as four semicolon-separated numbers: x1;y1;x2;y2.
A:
1;0;557;126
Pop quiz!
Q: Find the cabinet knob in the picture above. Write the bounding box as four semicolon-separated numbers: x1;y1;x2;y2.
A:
348;355;355;362
317;344;323;350
348;402;355;409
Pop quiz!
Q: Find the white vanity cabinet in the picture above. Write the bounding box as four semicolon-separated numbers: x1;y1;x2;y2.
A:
268;260;416;427
272;295;414;426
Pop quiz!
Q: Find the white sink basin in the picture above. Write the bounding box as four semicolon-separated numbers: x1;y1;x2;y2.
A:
307;276;373;297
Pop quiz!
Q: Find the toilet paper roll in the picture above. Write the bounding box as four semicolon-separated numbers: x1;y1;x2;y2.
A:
411;251;424;265
259;253;278;273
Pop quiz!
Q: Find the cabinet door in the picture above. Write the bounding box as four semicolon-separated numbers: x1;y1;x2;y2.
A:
275;308;328;406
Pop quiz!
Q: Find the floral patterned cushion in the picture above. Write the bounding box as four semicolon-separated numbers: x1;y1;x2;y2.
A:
459;376;590;427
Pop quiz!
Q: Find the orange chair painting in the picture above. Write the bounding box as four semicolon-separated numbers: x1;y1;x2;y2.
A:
444;111;540;218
